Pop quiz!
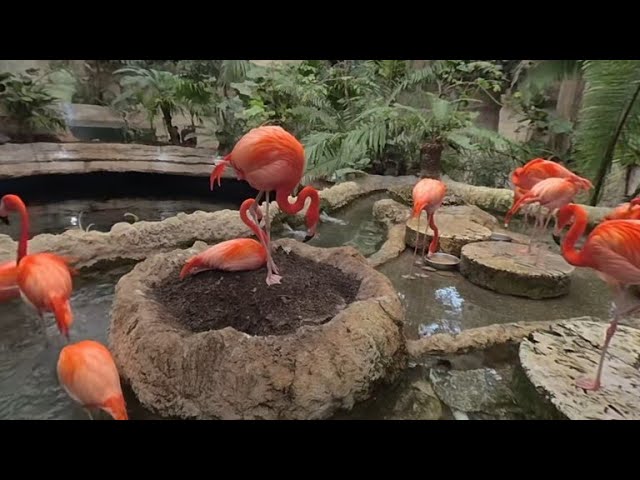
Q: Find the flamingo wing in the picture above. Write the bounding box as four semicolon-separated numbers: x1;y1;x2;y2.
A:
17;253;73;310
412;179;447;215
180;239;267;278
57;341;125;412
586;220;640;285
229;126;305;191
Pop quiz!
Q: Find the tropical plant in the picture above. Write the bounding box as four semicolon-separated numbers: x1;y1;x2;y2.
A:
572;60;640;204
0;68;71;140
113;67;183;144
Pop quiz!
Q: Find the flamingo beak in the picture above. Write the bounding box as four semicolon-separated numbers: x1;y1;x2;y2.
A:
0;216;8;226
303;233;314;243
552;233;561;246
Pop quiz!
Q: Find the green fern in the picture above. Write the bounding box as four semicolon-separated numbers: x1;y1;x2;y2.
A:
572;60;640;204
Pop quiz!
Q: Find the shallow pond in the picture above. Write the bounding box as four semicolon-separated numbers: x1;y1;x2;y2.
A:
0;193;617;420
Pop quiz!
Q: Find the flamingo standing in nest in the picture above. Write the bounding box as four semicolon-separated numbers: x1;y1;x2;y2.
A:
553;203;640;391
210;126;320;286
411;178;447;258
0;194;75;339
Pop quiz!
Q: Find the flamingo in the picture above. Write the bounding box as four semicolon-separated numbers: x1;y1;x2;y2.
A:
57;340;128;420
510;157;593;192
552;203;640;391
509;158;592;230
210;126;321;286
0;194;75;339
180;238;267;279
411;178;447;258
504;177;583;256
603;197;640;221
0;194;29;302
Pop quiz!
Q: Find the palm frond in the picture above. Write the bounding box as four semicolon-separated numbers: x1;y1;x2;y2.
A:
219;60;250;86
573;60;640;203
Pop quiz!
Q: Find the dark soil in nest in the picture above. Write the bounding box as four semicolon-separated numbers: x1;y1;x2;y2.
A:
154;250;361;336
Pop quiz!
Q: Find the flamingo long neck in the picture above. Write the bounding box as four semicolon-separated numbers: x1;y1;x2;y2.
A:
561;206;589;267
240;201;267;244
276;187;320;226
428;213;439;255
10;197;29;262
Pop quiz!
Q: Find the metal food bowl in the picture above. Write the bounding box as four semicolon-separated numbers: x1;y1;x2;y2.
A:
424;252;461;270
489;232;513;242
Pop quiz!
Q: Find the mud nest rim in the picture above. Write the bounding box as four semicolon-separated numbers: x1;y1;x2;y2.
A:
108;238;407;420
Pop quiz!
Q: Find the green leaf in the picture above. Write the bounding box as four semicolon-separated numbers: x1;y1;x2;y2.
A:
573;60;640;203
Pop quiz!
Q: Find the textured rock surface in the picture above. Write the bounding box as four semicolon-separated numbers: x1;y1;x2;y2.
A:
368;199;410;268
430;367;521;417
405;205;495;257
406;317;596;358
109;238;407;420
0;209;255;269
0;142;234;179
389;378;443;420
516;320;640;420
460;241;574;299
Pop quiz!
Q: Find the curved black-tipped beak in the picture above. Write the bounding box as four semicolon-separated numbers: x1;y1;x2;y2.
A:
552;233;561;246
303;234;314;243
0;216;9;226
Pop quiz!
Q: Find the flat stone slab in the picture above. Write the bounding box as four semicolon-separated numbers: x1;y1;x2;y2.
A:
405;206;494;257
460;241;574;299
517;320;640;420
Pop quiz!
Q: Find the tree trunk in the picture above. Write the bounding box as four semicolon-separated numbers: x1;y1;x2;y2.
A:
160;106;180;145
551;76;585;157
419;142;444;179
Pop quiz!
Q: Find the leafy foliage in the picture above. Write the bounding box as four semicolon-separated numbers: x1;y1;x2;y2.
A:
572;60;640;203
0;68;68;134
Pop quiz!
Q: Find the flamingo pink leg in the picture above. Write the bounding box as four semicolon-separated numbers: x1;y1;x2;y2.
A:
262;191;281;285
422;213;432;259
577;289;640;391
413;212;422;259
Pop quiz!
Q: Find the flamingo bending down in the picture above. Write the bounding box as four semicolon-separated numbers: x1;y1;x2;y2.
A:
603;197;640;221
508;158;592;228
411;178;447;258
510;158;593;192
210;126;320;286
57;340;128;420
0;194;75;339
504;177;582;255
180;238;267;279
553;204;640;391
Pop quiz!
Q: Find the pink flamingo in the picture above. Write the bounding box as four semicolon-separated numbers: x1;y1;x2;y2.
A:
553;203;640;391
0;193;75;339
504;177;583;255
210;126;320;285
180;238;267;279
411;178;447;258
0;194;29;302
57;340;128;420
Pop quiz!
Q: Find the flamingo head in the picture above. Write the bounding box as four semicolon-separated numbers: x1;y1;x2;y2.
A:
180;256;207;280
552;204;578;245
630;196;640;208
303;207;321;243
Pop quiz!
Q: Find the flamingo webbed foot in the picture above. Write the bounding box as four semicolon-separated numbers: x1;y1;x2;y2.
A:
576;376;601;392
266;273;283;286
